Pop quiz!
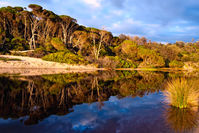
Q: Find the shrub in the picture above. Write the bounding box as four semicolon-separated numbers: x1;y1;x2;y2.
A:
98;56;137;68
0;57;21;62
169;60;184;68
164;78;199;109
51;38;66;51
97;56;118;68
44;42;57;52
11;37;29;51
114;40;139;60
42;51;86;64
27;48;48;58
116;57;137;68
138;48;165;68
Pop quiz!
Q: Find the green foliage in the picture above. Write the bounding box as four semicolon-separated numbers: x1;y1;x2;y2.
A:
50;38;66;51
169;60;184;68
11;37;29;51
27;47;48;58
0;6;16;13
28;4;43;11
13;7;23;12
116;57;137;68
102;56;137;68
138;47;165;68
114;40;138;60
44;42;57;52
0;57;21;62
42;73;85;85
85;27;100;33
182;53;199;62
42;51;86;64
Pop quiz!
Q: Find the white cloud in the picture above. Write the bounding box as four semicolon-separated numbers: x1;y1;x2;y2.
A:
111;10;123;16
82;0;102;8
0;1;12;7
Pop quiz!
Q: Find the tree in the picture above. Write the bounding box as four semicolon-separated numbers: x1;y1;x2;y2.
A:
29;16;40;49
60;15;78;45
92;28;107;60
21;10;31;40
28;4;44;49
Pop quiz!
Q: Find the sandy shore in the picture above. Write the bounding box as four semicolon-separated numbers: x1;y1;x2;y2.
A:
0;55;97;69
0;68;97;76
0;55;100;76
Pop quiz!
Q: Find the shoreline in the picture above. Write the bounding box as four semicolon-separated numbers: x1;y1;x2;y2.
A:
0;55;196;75
0;55;101;69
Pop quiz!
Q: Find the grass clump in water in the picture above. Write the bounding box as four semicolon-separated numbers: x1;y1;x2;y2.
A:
164;78;199;109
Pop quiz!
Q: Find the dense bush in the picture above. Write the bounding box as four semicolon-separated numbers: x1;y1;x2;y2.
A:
138;48;165;68
27;48;48;58
42;51;86;64
51;38;66;51
115;56;137;68
169;60;184;68
114;40;138;60
11;37;29;51
98;56;137;68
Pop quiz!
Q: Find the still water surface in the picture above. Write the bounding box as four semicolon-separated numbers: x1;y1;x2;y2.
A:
0;71;198;133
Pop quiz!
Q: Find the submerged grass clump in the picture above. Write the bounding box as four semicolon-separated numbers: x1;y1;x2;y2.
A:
164;78;199;109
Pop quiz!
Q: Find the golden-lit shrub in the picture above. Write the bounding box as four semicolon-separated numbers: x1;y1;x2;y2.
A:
169;60;184;68
42;51;86;64
51;38;66;51
138;48;165;68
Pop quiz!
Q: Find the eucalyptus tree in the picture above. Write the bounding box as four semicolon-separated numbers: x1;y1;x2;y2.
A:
59;15;79;45
28;4;43;49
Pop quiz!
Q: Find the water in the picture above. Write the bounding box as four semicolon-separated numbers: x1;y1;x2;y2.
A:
0;71;198;133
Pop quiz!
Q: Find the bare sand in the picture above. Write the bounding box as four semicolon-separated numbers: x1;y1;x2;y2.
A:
0;55;100;76
0;68;97;76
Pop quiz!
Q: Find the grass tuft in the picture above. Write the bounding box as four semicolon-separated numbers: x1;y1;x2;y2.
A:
164;78;199;109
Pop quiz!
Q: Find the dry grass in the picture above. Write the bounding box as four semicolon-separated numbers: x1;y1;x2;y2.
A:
164;78;199;109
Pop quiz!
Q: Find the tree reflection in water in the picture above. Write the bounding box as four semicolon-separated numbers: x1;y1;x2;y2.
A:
0;71;166;125
0;70;198;129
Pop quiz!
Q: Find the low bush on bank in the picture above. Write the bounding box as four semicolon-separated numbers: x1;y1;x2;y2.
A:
98;56;137;68
169;60;184;68
11;37;29;51
42;51;86;65
51;38;66;51
0;57;21;62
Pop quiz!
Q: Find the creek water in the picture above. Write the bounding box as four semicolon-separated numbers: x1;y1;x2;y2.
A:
0;71;198;133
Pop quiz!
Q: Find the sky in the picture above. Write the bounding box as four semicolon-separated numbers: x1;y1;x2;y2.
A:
0;0;199;43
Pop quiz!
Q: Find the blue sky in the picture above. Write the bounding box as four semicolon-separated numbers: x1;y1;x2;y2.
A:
1;0;199;43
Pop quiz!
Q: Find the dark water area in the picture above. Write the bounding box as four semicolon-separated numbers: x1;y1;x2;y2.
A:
0;71;198;133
